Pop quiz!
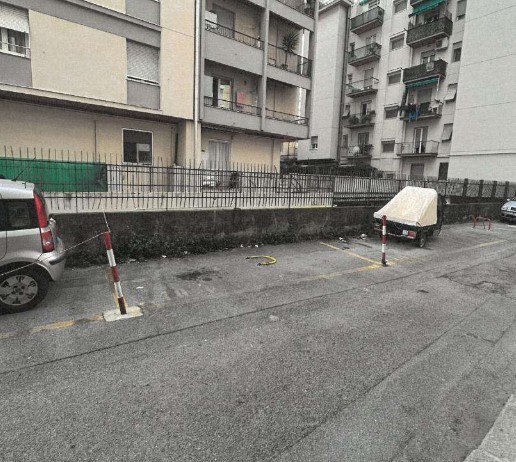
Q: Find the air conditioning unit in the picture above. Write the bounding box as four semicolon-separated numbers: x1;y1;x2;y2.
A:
435;37;449;50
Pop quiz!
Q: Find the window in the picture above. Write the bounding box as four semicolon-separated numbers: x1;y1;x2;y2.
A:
456;0;466;20
207;140;231;167
347;74;353;83
394;0;407;14
417;88;432;103
385;107;398;119
452;41;462;62
438;162;449;180
421;50;436;64
3;201;35;230
410;164;425;179
123;129;153;164
127;41;160;85
382;141;395;153
444;83;457;102
364;68;374;88
390;35;404;51
388;70;402;85
344;104;351;117
442;123;453;141
311;136;318;150
0;4;30;57
368;0;380;9
365;34;377;45
349;42;355;54
358;132;369;146
361;101;371;115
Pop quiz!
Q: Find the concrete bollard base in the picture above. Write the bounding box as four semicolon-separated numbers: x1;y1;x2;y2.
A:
103;306;143;322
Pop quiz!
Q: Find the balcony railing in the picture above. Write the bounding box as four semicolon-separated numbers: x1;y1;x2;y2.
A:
204;96;261;116
275;0;315;18
205;20;263;49
350;6;384;34
401;102;443;120
348;43;381;66
347;144;373;157
407;15;453;48
345;77;379;97
396;141;440;156
266;108;308;125
345;111;376;128
403;59;447;83
268;43;312;77
0;41;31;58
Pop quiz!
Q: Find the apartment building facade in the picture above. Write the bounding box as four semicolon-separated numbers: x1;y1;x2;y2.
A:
0;0;318;171
447;0;516;182
0;0;195;166
300;0;467;179
200;0;318;168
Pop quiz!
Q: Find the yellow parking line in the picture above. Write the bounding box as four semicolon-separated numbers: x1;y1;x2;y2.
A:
320;242;380;265
0;314;103;340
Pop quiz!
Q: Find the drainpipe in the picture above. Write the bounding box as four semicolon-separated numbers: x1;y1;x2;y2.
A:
194;0;202;166
337;2;351;165
399;37;414;176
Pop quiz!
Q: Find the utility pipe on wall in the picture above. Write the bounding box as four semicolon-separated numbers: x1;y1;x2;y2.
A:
194;0;202;166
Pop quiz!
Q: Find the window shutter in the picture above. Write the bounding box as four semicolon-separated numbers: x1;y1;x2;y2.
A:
456;0;466;17
127;41;160;84
0;4;29;33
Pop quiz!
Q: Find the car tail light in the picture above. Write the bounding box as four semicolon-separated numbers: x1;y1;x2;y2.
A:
34;192;55;253
407;230;416;238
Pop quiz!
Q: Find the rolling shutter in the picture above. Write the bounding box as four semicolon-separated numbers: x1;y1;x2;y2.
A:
0;4;29;33
127;41;160;84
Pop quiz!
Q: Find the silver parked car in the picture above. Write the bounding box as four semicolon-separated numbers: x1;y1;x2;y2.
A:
500;199;516;222
0;180;66;313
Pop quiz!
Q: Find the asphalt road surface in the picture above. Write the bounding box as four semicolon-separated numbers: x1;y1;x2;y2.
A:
1;222;516;462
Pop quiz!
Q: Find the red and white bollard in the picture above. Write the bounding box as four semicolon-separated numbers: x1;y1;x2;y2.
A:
381;215;387;266
104;231;127;315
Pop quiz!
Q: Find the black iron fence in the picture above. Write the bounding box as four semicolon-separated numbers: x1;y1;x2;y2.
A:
204;96;262;116
268;43;312;77
0;147;513;213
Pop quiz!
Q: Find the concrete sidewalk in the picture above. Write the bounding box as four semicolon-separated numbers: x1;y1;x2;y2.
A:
465;395;516;462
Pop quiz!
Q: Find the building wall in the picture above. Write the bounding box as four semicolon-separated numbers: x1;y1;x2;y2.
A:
201;129;280;167
0;100;176;164
297;1;350;162
448;0;516;181
85;0;126;12
29;12;127;104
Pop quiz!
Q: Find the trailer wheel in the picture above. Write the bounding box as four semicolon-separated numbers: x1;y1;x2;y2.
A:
417;232;427;248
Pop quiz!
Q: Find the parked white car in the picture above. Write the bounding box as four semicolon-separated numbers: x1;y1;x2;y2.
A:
0;180;66;313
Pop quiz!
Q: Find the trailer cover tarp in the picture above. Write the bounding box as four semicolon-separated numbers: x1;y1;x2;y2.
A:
374;186;438;227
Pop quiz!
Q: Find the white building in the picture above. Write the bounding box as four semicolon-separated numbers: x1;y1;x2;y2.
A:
299;0;473;180
448;0;516;181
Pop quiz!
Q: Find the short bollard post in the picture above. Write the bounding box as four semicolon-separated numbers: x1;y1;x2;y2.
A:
381;215;387;266
104;231;127;315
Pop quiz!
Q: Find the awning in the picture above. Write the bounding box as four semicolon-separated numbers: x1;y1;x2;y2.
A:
444;84;457;102
410;0;445;16
406;77;439;88
442;124;453;141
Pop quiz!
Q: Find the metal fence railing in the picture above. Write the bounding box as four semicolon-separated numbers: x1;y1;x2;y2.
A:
205;20;263;49
0;147;513;213
267;43;312;77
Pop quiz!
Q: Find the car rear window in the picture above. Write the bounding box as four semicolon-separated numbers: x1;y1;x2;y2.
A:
0;200;38;231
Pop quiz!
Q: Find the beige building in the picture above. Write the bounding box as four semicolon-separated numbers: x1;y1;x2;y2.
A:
0;0;318;170
0;0;195;166
200;0;318;168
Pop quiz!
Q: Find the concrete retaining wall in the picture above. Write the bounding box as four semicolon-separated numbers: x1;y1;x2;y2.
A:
54;202;503;264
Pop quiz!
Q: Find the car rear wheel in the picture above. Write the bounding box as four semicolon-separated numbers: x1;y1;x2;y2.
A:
0;267;49;314
417;232;428;248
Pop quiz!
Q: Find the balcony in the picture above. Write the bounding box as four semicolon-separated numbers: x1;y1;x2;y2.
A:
396;141;439;157
401;102;443;121
410;0;445;7
345;111;375;129
205;21;264;75
205;20;262;49
403;59;447;84
346;144;373;159
275;0;315;17
268;43;311;77
406;16;453;48
264;108;309;138
203;96;262;132
350;6;384;35
348;43;381;67
345;78;379;98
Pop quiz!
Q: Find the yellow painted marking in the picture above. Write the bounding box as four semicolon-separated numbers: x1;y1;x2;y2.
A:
31;320;76;333
300;263;381;282
0;314;104;340
320;242;380;265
